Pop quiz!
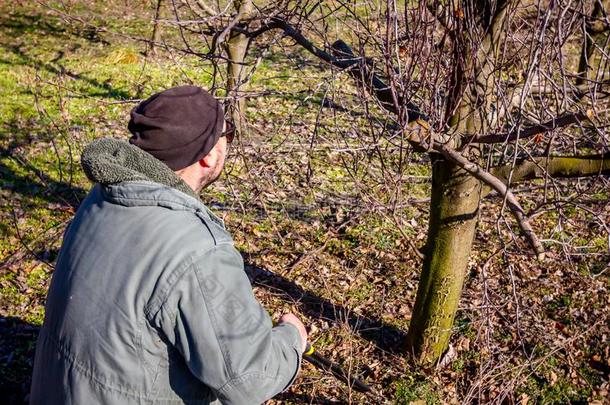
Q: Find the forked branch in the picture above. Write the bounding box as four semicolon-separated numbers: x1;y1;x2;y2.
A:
433;142;546;259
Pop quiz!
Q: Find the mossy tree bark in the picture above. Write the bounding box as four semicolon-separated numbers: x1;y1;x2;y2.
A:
491;154;610;184
405;159;481;365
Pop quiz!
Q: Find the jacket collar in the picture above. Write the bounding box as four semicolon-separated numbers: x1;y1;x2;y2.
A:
81;137;198;199
81;138;225;228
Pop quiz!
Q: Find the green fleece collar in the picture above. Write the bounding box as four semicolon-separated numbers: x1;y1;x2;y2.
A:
81;138;199;200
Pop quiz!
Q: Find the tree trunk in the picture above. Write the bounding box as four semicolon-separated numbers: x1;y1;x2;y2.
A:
226;0;253;134
576;1;605;86
147;0;163;56
405;158;482;365
405;1;512;366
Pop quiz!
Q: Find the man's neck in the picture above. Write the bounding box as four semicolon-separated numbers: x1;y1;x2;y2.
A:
175;170;201;195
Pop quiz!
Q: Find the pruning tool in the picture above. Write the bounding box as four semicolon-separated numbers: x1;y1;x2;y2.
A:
302;342;373;394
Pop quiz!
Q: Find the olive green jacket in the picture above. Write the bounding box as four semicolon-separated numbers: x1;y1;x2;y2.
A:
30;138;302;404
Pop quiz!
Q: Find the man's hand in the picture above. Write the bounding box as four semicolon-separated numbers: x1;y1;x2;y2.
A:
279;313;308;352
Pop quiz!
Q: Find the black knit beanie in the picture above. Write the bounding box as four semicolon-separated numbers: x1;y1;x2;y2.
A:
128;85;224;171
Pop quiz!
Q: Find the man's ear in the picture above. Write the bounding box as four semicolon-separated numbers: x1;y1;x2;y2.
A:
198;149;217;168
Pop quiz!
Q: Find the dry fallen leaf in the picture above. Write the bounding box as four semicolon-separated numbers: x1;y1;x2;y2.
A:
520;392;530;405
549;371;558;386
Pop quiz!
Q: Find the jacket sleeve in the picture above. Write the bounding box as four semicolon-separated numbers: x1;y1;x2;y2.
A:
149;243;303;405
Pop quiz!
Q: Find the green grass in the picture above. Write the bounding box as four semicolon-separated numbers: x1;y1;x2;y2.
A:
518;371;593;404
394;376;441;404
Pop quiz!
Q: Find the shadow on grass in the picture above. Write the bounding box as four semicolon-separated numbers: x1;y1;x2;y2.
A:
273;391;345;404
0;119;87;268
0;10;108;45
0;133;87;210
0;11;68;39
0;10;137;101
0;42;135;100
0;316;38;405
245;264;407;354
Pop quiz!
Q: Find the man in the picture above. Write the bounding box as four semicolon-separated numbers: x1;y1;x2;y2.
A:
30;85;308;404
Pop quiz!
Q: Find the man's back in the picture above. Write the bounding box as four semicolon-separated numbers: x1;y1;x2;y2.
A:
30;138;302;404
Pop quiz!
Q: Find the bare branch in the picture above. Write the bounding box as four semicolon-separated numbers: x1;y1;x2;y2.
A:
431;141;546;260
491;153;610;183
469;112;590;144
245;18;426;121
193;0;223;16
330;40;425;122
246;18;338;63
210;2;252;56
